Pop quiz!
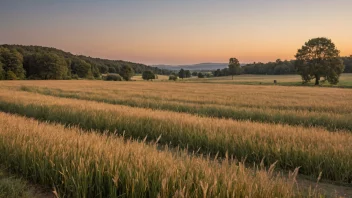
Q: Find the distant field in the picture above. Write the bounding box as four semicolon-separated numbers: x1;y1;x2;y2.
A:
0;79;351;197
184;73;352;88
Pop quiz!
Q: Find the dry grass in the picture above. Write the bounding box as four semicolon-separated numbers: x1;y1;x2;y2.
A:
12;81;352;131
0;90;351;183
0;112;307;197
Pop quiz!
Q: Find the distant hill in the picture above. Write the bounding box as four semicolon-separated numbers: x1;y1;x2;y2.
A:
155;63;230;71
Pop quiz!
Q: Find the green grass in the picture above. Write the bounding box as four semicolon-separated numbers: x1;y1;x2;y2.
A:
183;74;352;88
0;168;38;198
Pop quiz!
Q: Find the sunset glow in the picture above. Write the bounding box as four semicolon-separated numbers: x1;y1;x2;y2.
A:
1;0;351;65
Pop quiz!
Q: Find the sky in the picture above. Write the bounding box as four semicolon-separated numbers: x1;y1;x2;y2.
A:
0;0;351;65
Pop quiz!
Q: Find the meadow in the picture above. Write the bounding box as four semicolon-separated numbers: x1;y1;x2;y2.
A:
0;77;351;197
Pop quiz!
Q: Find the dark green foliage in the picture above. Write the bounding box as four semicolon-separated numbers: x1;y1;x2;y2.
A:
191;71;198;76
142;70;156;80
228;57;241;79
342;56;352;73
295;38;344;85
120;65;134;81
0;61;4;80
70;58;92;79
0;47;26;79
108;67;116;73
185;70;191;78
242;60;295;75
197;72;205;78
5;71;17;80
104;73;123;81
24;52;68;80
0;45;172;80
178;69;185;79
168;75;178;81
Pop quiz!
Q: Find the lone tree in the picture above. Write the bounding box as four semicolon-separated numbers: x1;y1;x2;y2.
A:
142;70;156;81
178;68;185;79
295;37;344;85
228;57;241;80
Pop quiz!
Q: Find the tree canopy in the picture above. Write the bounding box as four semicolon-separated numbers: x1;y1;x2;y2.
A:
228;57;241;79
178;69;185;79
0;44;172;80
24;52;68;79
295;38;344;85
0;47;26;79
120;65;134;81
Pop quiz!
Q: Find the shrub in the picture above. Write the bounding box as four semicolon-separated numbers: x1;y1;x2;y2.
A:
5;71;17;80
197;73;205;78
104;73;123;81
142;71;156;81
168;75;178;81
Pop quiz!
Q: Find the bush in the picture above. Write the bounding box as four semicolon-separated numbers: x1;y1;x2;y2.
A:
169;75;178;81
142;71;156;81
6;71;17;80
104;73;123;81
71;74;79;80
197;73;205;78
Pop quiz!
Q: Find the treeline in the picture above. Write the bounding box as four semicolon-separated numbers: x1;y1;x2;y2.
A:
210;58;352;76
0;45;171;80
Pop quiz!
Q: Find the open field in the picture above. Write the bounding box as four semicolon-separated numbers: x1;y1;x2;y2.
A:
183;74;352;88
0;79;351;197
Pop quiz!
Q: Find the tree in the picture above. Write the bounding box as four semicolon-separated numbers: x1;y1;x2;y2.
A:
0;47;26;79
24;52;68;80
185;70;191;78
6;70;17;80
192;71;198;76
197;72;205;78
142;70;156;81
0;61;4;80
178;69;185;79
108;67;116;73
295;38;344;85
71;58;92;78
228;57;241;79
120;65;134;81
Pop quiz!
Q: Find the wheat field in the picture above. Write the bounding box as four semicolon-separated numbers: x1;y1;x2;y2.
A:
0;80;351;197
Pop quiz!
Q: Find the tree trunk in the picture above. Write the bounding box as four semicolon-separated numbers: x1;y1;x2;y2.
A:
232;75;233;80
315;75;320;85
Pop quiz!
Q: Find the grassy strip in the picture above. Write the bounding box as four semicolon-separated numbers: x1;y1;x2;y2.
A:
0;168;39;198
0;112;306;198
0;91;351;184
20;86;352;131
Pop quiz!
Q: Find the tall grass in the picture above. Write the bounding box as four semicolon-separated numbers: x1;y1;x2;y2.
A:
0;90;351;183
18;85;352;131
0;112;306;197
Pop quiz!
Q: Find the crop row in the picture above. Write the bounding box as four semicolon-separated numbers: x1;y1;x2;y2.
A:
0;90;351;183
19;86;352;131
0;112;305;197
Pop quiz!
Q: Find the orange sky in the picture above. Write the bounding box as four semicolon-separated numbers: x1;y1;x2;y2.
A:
1;1;351;65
